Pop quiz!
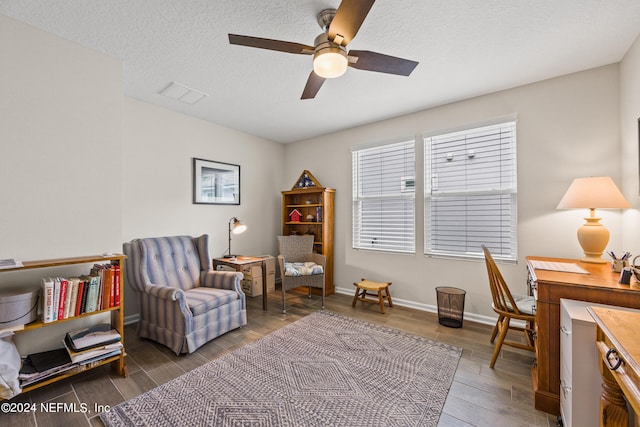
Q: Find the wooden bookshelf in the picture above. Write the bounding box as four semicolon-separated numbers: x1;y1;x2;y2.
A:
1;254;128;398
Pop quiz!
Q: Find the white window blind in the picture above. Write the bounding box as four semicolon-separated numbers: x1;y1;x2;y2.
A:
424;121;517;260
352;140;415;253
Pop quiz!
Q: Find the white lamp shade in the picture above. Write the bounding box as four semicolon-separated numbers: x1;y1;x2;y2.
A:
556;176;629;209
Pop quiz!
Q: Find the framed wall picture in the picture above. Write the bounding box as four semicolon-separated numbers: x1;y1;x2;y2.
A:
193;158;240;205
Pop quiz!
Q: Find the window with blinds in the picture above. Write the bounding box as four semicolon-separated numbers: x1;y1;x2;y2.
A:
352;140;415;253
424;121;517;260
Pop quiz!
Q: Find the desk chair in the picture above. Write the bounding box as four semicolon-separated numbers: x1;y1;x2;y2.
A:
482;245;536;368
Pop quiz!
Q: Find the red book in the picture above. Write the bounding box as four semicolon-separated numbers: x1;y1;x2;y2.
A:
75;280;85;316
57;278;68;320
113;264;121;307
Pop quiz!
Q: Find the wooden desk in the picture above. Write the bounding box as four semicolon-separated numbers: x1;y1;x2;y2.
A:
589;306;640;427
212;256;268;310
526;256;640;415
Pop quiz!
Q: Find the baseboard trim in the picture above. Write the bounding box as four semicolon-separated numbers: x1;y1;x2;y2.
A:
125;289;502;329
334;286;499;327
124;313;140;326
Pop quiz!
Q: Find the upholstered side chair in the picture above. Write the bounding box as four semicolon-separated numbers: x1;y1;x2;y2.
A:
277;235;325;314
123;234;247;355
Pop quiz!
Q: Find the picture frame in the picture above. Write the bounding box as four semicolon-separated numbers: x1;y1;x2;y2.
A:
192;158;240;205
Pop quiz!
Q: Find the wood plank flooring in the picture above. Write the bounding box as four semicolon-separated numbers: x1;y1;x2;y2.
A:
2;289;558;427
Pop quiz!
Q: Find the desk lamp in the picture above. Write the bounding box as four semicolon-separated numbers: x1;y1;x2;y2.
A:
556;176;629;263
226;217;247;258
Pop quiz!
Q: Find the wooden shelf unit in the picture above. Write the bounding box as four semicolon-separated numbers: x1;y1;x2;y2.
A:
2;254;128;396
281;171;335;295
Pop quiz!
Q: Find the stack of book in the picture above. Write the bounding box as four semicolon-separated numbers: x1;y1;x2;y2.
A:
19;348;74;387
63;324;122;365
41;262;120;323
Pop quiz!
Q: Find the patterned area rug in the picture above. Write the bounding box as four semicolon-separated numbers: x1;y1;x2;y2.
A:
101;311;462;427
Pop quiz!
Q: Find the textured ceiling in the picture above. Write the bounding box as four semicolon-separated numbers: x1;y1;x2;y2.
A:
2;1;640;143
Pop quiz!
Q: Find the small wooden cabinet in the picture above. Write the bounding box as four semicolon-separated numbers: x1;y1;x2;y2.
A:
1;254;127;397
281;170;335;295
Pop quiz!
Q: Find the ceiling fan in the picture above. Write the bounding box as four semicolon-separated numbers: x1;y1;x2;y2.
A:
228;0;419;99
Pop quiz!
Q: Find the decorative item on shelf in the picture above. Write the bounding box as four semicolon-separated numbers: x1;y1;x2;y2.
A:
289;209;302;222
291;170;321;190
306;214;315;222
316;206;322;222
305;199;313;204
556;176;630;263
225;217;247;258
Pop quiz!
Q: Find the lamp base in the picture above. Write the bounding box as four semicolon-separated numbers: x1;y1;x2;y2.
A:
577;217;610;264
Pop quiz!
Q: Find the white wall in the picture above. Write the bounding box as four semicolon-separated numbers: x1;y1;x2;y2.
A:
121;97;284;317
620;34;640;255
284;65;623;322
0;15;123;353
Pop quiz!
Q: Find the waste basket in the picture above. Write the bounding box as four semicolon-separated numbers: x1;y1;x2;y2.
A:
435;287;466;328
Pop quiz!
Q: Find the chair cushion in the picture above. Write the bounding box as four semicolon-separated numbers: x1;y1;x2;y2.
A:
284;262;324;277
184;287;238;316
506;293;536;315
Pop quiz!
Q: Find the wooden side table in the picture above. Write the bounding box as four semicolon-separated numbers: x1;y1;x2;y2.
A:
212;256;268;310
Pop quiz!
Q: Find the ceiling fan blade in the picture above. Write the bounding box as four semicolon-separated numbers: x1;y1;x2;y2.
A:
327;0;375;46
348;50;419;76
228;34;314;54
301;71;326;99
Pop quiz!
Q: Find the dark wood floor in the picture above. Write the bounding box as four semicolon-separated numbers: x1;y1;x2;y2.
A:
3;289;557;427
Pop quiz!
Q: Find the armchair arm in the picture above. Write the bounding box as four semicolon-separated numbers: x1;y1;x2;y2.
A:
201;270;246;310
140;284;193;334
144;284;185;301
201;270;244;293
307;253;326;268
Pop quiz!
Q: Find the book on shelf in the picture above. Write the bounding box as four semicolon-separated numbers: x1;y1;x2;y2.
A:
63;338;122;364
83;275;101;313
74;279;85;316
52;278;61;321
113;263;120;307
65;278;79;319
76;348;121;366
41;277;55;323
19;348;74;387
65;323;121;352
57;278;68;320
0;259;23;270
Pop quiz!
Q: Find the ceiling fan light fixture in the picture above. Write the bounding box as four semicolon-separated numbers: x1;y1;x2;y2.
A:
313;48;348;78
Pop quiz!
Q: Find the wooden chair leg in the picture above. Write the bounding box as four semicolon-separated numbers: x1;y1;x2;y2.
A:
490;315;504;344
378;289;385;313
490;316;510;369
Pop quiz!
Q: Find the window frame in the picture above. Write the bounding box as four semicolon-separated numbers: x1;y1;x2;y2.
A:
351;139;416;254
423;121;518;262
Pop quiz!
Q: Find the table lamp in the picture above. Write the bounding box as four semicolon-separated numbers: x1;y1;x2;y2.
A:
556;176;629;263
226;217;247;258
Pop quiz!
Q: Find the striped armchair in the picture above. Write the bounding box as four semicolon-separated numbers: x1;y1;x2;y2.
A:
123;235;246;354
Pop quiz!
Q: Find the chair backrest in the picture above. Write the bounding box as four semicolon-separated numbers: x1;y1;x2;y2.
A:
123;235;210;292
482;245;523;316
277;235;314;262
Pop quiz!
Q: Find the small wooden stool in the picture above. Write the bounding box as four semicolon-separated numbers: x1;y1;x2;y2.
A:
352;278;393;314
